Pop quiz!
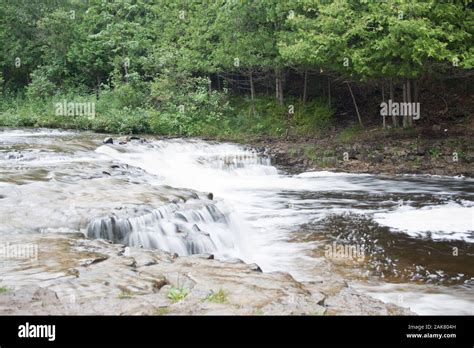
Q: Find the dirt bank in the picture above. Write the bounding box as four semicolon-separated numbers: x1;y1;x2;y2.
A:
251;125;474;177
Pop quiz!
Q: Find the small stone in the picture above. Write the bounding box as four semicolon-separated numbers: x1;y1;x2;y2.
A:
249;263;262;272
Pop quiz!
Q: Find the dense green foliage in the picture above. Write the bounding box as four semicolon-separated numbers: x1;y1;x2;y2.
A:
0;0;472;136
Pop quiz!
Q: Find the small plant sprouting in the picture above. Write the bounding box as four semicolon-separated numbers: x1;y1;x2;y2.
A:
205;289;228;304
118;288;134;299
0;286;9;294
429;147;441;159
167;286;189;303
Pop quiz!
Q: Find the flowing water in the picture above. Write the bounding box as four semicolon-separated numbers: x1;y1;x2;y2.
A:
1;128;473;315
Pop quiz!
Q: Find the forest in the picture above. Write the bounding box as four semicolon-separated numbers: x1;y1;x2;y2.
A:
1;0;474;327
0;0;472;139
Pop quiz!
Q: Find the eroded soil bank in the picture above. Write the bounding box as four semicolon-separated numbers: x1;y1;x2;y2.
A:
250;126;474;177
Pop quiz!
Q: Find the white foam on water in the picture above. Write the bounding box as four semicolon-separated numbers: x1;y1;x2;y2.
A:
297;170;371;178
0;128;77;138
4;130;472;314
355;282;474;315
93;138;474;314
374;203;474;242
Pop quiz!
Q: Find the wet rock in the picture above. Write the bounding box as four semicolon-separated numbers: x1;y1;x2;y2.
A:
32;287;60;302
369;154;384;164
324;287;413;315
207;192;214;200
224;258;245;264
152;277;168;291
465;155;474;164
0;233;414;315
249;263;262;272
348;149;358;160
188;253;214;260
79;255;108;267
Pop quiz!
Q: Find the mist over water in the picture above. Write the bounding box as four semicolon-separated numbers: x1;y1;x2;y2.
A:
1;128;473;314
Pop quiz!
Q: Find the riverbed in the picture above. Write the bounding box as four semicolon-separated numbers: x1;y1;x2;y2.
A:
0;128;472;315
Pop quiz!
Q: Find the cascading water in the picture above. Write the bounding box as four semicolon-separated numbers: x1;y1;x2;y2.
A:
1;128;473;315
93;139;278;260
94;137;474;315
87;200;237;257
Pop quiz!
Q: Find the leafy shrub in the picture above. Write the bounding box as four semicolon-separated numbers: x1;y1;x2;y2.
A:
149;73;232;135
26;68;57;100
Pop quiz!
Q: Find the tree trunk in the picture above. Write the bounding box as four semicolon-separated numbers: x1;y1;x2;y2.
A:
328;76;331;107
122;58;129;83
402;80;408;128
249;71;255;101
382;81;386;129
390;79;398;127
303;69;308;104
279;76;284;105
413;79;419;104
407;79;412;126
275;74;279;101
208;75;212;96
275;68;284;105
96;76;101;100
217;74;221;91
346;82;363;127
414;79;419;123
249;71;256;116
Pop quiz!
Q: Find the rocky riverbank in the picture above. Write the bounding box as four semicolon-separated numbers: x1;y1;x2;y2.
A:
99;121;474;178
0;233;412;315
251;127;474;177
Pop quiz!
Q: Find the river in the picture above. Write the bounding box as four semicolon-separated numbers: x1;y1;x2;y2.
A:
0;128;473;315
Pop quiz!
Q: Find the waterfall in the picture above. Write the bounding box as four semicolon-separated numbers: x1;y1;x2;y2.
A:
86;200;238;257
93;139;278;258
2;128;474;315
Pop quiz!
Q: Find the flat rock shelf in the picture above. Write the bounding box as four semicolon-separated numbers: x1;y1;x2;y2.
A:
0;233;412;315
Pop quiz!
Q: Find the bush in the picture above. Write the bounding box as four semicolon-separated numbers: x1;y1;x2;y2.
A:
91;107;150;134
149;73;232;135
337;125;364;142
26;69;56;100
0;79;334;139
292;98;334;135
221;96;333;140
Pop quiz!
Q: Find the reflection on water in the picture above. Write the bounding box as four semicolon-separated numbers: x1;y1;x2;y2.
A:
293;213;474;285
